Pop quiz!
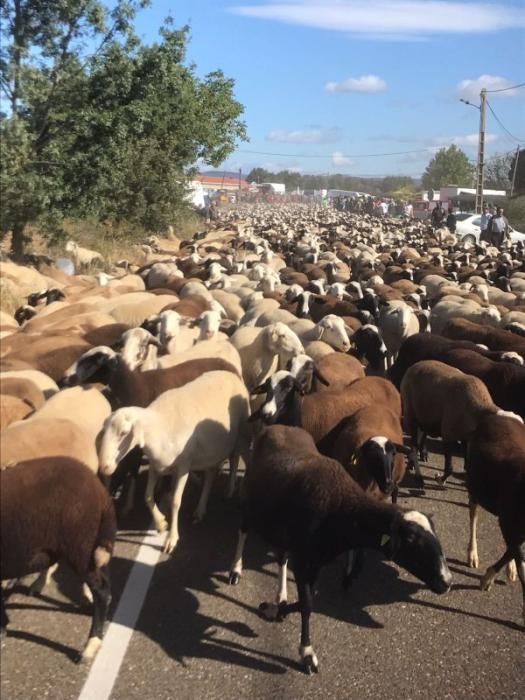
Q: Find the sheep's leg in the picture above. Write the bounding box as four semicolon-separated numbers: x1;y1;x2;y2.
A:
164;470;190;555
342;549;365;590
0;590;8;638
407;422;425;489
193;467;219;523
226;452;240;499
29;563;59;596
258;552;289;621
515;556;525;626
480;548;516;591
81;566;111;663
417;429;428;463
145;469;168;533
229;525;248;585
436;442;454;487
296;571;318;675
467;501;479;569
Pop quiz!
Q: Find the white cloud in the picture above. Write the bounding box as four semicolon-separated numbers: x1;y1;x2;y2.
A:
456;75;523;100
325;75;387;93
231;2;525;40
332;151;353;166
266;127;341;143
432;133;499;146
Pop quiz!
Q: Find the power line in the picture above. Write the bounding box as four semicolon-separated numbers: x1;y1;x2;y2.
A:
486;101;525;143
237;147;436;159
485;82;525;94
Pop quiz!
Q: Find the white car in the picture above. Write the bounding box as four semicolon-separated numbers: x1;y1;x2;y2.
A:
455;213;525;244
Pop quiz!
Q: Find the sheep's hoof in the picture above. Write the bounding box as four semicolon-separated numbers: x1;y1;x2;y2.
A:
163;536;178;555
468;551;479;569
300;652;319;675
228;571;241;586
79;636;102;664
480;567;496;591
434;475;447;489
419;450;429;463
506;560;517;583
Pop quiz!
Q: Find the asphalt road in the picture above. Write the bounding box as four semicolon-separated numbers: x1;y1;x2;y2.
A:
1;448;524;700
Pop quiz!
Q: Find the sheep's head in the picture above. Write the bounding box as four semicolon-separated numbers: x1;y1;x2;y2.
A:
65;240;78;253
249;370;302;424
351;324;388;371
192;310;222;340
266;322;304;358
62;346;118;387
357;436;411;496
14;304;37;325
99;408;144;475
159;310;182;347
287;353;329;394
317;315;351;352
121;328;161;370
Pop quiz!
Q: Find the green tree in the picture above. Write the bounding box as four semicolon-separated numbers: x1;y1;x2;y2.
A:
0;1;246;258
421;145;473;190
484;152;513;190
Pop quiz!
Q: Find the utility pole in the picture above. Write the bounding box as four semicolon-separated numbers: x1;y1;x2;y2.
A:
475;88;487;214
510;146;520;197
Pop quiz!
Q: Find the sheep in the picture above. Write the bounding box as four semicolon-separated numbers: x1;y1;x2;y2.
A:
228;424;451;673
400;360;523;486
320;406;411;502
156;338;243;375
287;315;351;353
65;240;104;269
287;352;364;393
430;299;501;335
350;324;388;373
120;327;162;370
0;394;35;430
441;318;525;359
0;336;92;382
230;322;304;391
98;370;251;554
1;457;116;662
378;300;420;366
0;370;58;398
250;372;401;444
101;293;176;327
465;415;525;624
388;332;523;388
0;377;46;411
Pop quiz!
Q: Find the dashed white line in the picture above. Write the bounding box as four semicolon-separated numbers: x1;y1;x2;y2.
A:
78;529;165;700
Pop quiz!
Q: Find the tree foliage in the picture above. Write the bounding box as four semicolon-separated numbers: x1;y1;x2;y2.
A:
0;1;247;257
421;145;473;190
484;152;513;191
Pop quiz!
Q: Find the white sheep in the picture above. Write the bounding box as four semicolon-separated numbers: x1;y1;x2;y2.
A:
98;370;251;554
65;241;104;268
156;338;242;374
288;315;351;353
230;322;304;391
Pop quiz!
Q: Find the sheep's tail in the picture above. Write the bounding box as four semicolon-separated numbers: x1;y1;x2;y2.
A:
496;408;524;424
94;494;117;569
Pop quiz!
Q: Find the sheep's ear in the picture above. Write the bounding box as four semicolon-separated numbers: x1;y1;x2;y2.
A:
313;367;330;386
251;381;268;395
392;442;412;456
188;318;200;328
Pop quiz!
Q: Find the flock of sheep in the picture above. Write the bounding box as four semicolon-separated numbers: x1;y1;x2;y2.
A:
0;203;524;676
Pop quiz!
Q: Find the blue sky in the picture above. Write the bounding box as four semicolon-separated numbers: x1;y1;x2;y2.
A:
134;0;525;178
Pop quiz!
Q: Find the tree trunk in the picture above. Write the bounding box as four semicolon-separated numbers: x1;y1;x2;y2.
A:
11;222;27;261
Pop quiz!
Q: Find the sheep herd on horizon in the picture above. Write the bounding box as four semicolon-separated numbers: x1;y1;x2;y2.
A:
0;203;524;676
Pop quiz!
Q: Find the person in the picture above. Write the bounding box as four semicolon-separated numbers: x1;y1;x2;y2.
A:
488;207;509;247
404;201;414;218
479;204;492;242
446;207;457;234
431;201;445;228
380;200;389;216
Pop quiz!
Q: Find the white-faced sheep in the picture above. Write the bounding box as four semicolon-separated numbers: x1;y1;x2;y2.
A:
98;370;251;554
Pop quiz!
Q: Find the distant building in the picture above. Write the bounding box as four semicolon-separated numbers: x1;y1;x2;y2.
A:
195;173;250;194
258;182;286;195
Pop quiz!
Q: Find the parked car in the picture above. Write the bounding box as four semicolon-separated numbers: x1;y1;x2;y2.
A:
455;213;525;244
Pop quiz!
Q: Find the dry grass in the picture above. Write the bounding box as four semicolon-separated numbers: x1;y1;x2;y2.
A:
0;277;24;315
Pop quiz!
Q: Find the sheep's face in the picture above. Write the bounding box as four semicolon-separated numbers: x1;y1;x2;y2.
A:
351;324;387;370
318;315;350;352
14;305;37;325
296;292;313;319
159;310;181;346
251;371;300;424
121;328;160;370
197;310;222;340
268;323;304;357
99;410;142;475
287;354;315;394
358;437;396;495
62;346;117;386
387;511;451;595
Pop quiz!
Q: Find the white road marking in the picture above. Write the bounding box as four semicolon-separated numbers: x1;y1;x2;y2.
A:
78;529;165;700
